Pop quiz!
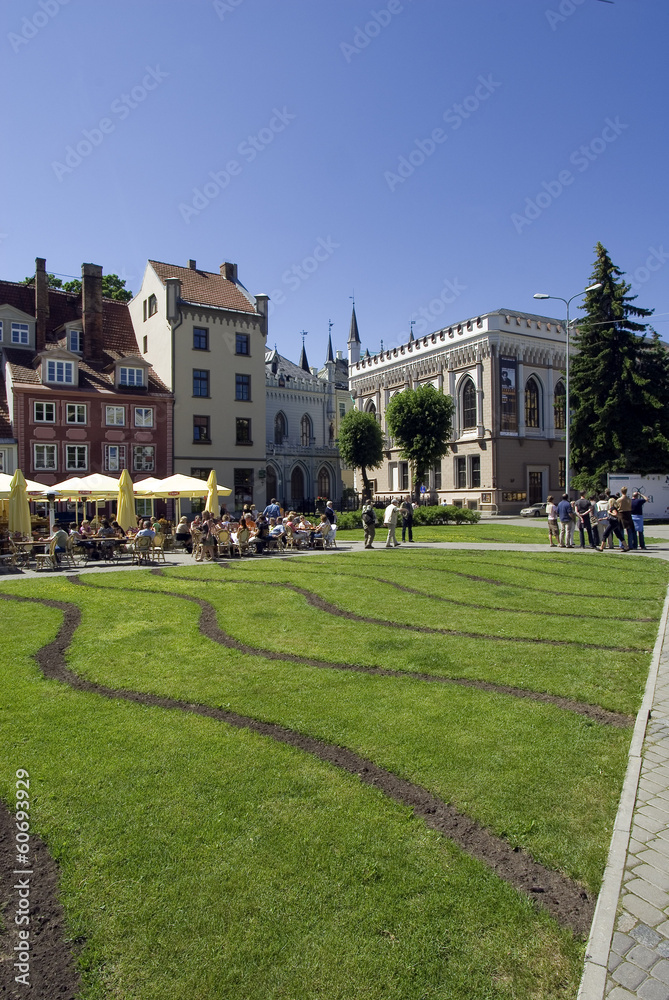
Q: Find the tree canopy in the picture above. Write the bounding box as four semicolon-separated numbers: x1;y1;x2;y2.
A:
570;242;669;485
22;272;133;302
385;384;454;500
337;409;384;501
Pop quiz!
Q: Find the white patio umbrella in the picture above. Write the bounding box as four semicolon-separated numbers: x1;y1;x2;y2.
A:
134;473;231;521
0;473;56;498
51;473;122;525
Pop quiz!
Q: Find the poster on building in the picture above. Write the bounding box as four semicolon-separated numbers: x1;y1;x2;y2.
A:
500;356;517;431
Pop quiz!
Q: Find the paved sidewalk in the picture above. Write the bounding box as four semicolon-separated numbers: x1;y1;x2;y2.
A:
579;587;669;1000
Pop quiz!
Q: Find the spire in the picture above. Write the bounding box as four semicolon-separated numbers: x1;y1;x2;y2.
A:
348;305;360;345
326;333;334;363
299;330;310;372
409;319;415;343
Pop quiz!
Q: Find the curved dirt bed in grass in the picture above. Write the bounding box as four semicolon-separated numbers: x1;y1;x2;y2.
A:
0;798;81;998
0;591;595;936
77;574;632;727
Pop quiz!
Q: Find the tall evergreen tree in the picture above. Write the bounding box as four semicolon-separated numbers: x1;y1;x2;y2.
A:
569;242;667;484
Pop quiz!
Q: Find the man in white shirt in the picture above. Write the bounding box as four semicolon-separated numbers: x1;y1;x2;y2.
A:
383;499;402;548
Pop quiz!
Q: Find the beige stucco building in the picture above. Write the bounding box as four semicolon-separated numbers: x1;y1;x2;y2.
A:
129;259;268;511
348;308;569;513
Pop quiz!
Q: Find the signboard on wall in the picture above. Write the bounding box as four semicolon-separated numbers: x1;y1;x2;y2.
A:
500;356;517;432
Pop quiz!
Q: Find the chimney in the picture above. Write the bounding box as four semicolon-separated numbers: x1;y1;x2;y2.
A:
255;292;269;340
35;257;49;353
336;350;342;360
82;263;103;360
220;262;238;281
187;259;197;270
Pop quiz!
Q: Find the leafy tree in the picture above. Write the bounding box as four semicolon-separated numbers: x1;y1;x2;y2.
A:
22;272;133;301
569;242;669;484
337;409;384;501
385;384;454;501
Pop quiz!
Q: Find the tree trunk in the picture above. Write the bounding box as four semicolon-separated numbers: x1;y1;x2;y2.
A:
361;466;372;503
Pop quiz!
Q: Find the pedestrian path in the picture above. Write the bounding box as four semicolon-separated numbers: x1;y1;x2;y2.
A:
579;586;669;1000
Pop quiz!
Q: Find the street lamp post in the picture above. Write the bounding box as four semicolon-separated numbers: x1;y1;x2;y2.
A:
533;284;602;497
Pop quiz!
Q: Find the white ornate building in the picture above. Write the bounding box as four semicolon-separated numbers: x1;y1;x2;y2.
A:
348;308;569;513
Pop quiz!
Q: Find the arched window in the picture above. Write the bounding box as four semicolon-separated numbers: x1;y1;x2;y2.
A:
365;400;377;420
317;466;330;498
300;414;312;446
554;381;566;430
274;412;287;445
461;377;476;430
525;377;541;429
290;465;305;502
266;465;278;505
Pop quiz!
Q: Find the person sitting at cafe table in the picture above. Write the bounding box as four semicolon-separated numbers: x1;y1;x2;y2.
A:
309;514;329;547
136;519;156;539
47;523;70;567
175;516;192;552
250;514;270;553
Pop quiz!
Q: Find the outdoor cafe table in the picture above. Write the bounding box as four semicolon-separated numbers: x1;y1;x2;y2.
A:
12;539;46;566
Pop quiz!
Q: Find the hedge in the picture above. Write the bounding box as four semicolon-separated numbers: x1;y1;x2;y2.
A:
335;505;481;530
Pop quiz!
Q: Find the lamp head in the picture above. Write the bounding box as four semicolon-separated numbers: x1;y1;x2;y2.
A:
533;293;549;299
585;283;602;292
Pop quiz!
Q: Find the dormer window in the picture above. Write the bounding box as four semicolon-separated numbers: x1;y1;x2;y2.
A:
45;359;75;384
12;323;29;345
119;366;144;387
67;330;83;353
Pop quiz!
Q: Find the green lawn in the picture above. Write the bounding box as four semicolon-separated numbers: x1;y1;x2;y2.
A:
336;522;666;544
1;548;667;999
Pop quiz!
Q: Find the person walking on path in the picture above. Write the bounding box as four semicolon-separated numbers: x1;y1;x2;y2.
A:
557;494;575;548
361;503;376;548
400;495;414;542
546;495;559;547
575;491;597;549
630;489;649;549
383;499;402;548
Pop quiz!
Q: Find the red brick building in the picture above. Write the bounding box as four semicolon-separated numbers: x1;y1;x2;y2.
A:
0;258;172;486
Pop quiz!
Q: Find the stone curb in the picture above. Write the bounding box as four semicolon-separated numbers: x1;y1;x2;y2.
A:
578;586;669;1000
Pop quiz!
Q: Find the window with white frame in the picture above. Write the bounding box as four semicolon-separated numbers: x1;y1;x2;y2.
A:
66;445;88;471
119;367;144;387
105;405;125;426
34;444;57;471
45;359;75;384
11;323;29;345
524;377;541;429
134;407;154;427
34;401;56;423
461;377;477;430
104;444;126;472
67;330;82;353
66;403;87;424
136;498;152;517
133;445;155;471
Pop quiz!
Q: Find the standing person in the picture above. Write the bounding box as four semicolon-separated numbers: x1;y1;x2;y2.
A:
263;498;280;520
546;495;559;547
594;494;611;547
324;501;337;525
574;492;597;549
598;505;629;551
556;494;575;548
361;503;377;549
383;499;402;548
400;495;414;542
617;486;636;549
630;490;649;550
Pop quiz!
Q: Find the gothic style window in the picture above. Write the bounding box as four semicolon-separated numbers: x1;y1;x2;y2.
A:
525;377;540;429
300;414;312;446
461;377;476;430
554;381;566;430
274;412;287;445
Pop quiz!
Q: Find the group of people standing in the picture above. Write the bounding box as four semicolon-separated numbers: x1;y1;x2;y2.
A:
546;487;649;552
361;496;416;549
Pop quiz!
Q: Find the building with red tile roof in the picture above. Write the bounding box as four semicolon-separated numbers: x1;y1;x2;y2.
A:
0;258;173;491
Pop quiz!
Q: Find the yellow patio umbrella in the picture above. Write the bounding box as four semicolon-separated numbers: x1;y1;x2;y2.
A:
206;470;219;515
116;469;136;531
9;469;32;537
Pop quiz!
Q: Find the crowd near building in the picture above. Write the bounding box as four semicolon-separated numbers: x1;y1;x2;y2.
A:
2;255;576;514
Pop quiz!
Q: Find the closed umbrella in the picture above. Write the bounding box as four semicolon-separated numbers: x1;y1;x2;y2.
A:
206;470;219;516
116;470;136;531
9;470;32;537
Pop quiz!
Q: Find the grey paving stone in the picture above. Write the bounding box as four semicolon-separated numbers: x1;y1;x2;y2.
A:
632;866;669;893
656;921;669;939
617;931;641;954
636;814;669;835
612;961;647;990
632;837;654;856
637;848;669;873
629;944;660;970
653;961;669;985
633;826;657;844
607;987;637;1000
658;941;669;958
638;805;669;825
631;925;663;949
645;837;669;859
619;912;639;933
622;893;667;927
626;879;669;910
638;979;669;1000
609;952;624;973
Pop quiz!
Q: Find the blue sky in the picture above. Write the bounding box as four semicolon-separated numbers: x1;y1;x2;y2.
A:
2;0;667;364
